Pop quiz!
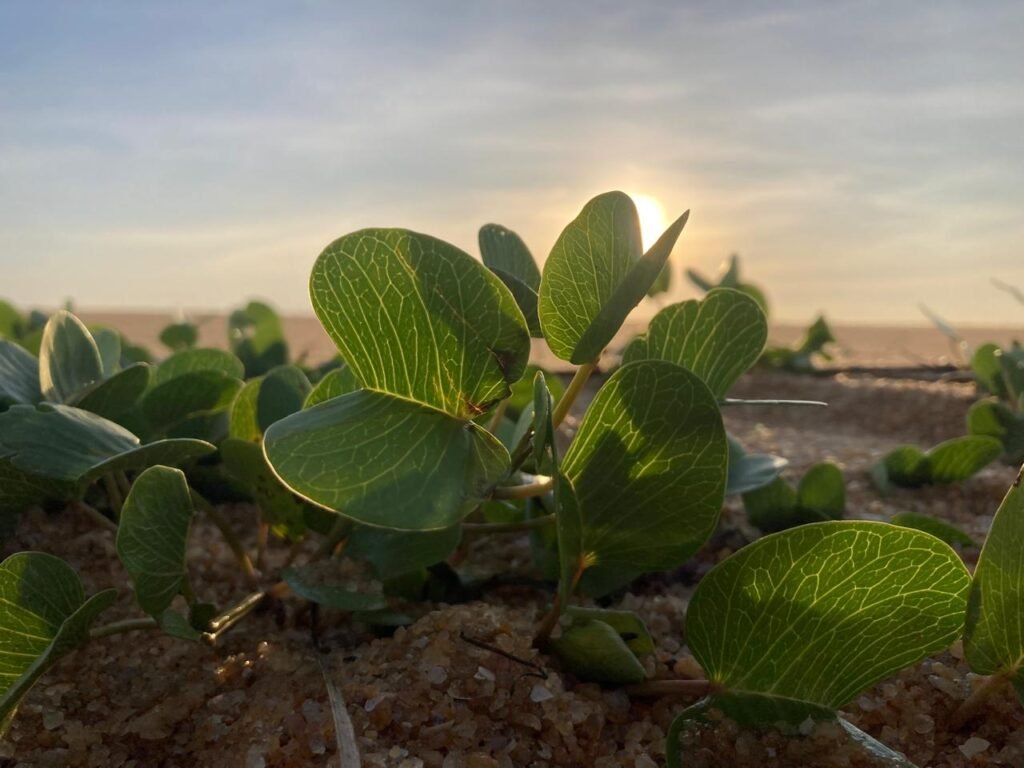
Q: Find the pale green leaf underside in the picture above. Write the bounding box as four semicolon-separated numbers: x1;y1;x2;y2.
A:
561;360;727;594
539;191;687;364
549;618;646;684
310;228;530;418
688;521;971;710
264;389;510;530
726;436;787;496
622;288;767;397
965;470;1024;682
117;466;194;616
39;310;103;404
0;552;115;733
0;340;41;407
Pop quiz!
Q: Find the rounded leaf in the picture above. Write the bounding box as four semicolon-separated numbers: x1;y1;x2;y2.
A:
688;521;971;713
310;228;530;418
561;360;727;593
39;310;103;404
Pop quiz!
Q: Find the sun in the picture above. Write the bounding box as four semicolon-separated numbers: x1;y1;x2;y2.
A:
629;193;668;251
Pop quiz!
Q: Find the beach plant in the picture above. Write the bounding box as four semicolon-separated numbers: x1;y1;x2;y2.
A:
686;253;768;316
741;462;845;532
228;300;290;377
870;435;1002;493
761;315;836;373
1;190;1007;763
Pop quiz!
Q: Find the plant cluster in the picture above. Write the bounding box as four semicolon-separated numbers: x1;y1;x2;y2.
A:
0;191;1020;765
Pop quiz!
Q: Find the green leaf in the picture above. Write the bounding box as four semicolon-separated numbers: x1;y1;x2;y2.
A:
0;300;23;339
158;609;202;641
562;606;655;656
928;436;1002;483
39;310;103;403
159;322;198;352
116;466;194;615
646;261;671;297
871;445;930;491
622;288;767;396
742;477;801;532
561;361;727;594
228;301;289;377
229;365;311;442
282;564;388;611
0;340;41;408
0;403;214;494
797;463;846;520
549;619;647;684
687;521;970;722
345;525;462;580
726;436;787;496
264;389;509;530
0;552;115;732
0;459;70;533
964;469;1024;689
539;191;688;364
968;399;1024;462
153;348;245;385
505;364;565;419
309;228;530;418
890;512;976;548
220;438;308;540
479;224;543;337
304;364;361;408
75;363;151;421
90;327;122;377
142;370;243;434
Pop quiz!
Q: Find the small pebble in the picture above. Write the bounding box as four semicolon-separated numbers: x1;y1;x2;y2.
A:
530;685;554;703
959;736;991;758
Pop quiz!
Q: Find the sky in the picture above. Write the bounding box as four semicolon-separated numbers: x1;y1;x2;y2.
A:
1;1;1022;325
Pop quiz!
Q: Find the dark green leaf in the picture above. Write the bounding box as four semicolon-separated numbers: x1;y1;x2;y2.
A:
0;340;40;408
220;438;307;540
797;463;845;520
153;348;245;385
159;322;198;352
562;606;654;656
479;224;543;337
90;327;122;377
229;365;311;442
264;390;509;530
927;436;1002;483
228;301;289;377
968;399;1024;462
142;370;242;434
345;524;462;580
75;363;151;421
117;467;194;615
282;564;388;611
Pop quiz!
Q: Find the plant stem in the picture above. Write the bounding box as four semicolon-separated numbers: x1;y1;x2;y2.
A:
102;474;124;517
487;398;509;434
190;489;258;585
462;514;556;534
532;593;562;650
72;500;118;534
551;362;597;429
625;678;714;698
255;519;269;571
115;470;132;499
493;475;554;500
201;581;289;646
951;672;1010;727
312;516;352;561
202;590;268;645
89;617;159;638
720;398;828;407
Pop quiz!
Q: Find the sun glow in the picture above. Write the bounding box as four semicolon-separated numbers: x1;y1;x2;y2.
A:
630;193;668;252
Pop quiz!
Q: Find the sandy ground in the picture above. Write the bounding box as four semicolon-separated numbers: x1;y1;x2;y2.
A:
2;325;1023;766
77;309;1019;372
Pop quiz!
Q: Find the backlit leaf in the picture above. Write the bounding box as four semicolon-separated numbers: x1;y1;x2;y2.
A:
561;360;727;594
622;288;767;396
39;310;103;403
304;364;361;408
539;191;688;363
0;340;40;408
686;522;970;724
479;224;543;337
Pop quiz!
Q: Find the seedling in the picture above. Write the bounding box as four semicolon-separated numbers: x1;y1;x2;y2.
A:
761;315;836;373
870;435;1002;493
742;462;845;532
686;253;768;316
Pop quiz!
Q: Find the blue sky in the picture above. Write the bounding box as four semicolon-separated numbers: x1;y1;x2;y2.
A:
1;1;1022;323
